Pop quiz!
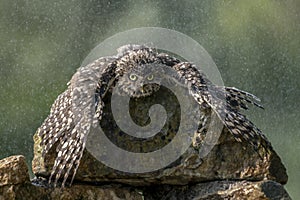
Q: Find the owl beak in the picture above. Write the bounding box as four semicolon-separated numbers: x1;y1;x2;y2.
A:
140;83;145;93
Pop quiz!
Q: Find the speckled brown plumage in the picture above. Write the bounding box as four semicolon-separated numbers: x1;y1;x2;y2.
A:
37;44;272;188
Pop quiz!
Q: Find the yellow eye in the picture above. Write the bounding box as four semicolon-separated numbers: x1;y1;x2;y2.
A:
147;74;154;80
129;74;137;81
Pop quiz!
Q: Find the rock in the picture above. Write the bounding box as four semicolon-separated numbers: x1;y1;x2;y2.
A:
0;155;30;186
32;87;288;186
0;156;142;199
33;134;288;186
30;86;289;199
0;183;143;200
0;152;290;199
143;180;292;200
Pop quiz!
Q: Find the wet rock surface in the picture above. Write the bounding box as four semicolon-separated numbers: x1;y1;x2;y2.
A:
0;155;30;187
0;155;291;199
143;180;291;200
1;88;290;199
33;131;288;186
0;156;143;200
32;88;287;186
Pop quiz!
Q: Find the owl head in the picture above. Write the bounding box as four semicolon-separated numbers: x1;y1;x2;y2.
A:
115;64;163;98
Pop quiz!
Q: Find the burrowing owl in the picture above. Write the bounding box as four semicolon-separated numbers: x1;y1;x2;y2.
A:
37;44;272;187
112;63;163;98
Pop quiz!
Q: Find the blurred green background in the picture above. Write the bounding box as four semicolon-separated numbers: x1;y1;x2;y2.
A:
0;0;299;198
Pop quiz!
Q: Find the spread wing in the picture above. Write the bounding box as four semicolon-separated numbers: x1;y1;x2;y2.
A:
170;62;272;155
37;57;116;187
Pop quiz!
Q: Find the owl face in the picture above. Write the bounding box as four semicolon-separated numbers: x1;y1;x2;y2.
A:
116;64;162;98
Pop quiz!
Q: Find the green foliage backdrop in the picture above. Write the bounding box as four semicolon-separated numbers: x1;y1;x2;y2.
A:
0;0;299;198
